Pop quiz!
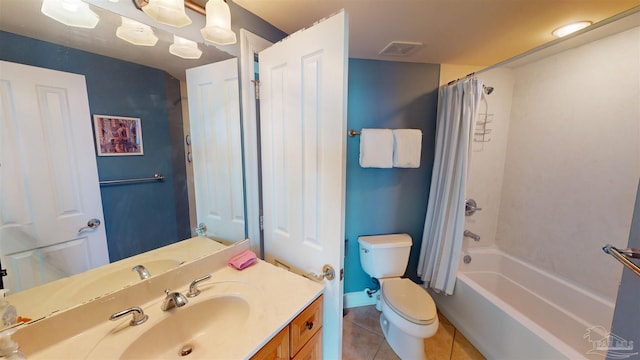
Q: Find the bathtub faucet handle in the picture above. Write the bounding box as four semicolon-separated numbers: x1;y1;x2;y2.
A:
465;199;482;216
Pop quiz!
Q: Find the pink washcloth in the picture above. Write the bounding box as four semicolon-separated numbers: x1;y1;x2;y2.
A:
228;250;258;270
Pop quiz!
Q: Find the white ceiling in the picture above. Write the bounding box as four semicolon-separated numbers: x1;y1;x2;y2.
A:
233;0;640;66
1;1;638;80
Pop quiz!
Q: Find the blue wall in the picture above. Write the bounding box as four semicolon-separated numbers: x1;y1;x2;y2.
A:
345;59;440;293
0;31;190;261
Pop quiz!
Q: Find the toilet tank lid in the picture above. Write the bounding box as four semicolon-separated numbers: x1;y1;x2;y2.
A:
358;234;412;249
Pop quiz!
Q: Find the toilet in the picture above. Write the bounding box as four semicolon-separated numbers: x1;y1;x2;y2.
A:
358;234;438;360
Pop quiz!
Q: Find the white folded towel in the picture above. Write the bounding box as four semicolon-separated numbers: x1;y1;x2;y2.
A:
393;129;422;168
359;128;394;168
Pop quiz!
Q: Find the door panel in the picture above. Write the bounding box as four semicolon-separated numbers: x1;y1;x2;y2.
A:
186;59;245;241
259;11;348;359
0;61;108;292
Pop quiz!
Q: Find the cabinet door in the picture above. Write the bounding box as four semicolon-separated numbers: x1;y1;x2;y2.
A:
251;326;289;360
290;296;323;356
292;331;322;360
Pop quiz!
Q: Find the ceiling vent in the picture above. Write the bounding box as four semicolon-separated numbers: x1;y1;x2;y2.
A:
379;41;423;57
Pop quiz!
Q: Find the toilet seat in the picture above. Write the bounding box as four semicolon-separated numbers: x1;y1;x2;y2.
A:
381;278;436;325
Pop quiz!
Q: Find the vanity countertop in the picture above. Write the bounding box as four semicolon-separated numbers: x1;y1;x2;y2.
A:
17;248;323;359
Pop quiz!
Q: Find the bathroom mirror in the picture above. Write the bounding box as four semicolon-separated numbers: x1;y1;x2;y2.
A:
0;0;267;327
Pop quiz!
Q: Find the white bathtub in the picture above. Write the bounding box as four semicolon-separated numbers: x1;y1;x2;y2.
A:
429;246;616;360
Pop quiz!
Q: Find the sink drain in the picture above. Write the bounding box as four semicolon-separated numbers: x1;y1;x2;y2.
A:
179;345;193;357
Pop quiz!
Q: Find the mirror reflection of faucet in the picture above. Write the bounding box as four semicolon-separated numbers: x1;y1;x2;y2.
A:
463;230;481;241
131;265;151;280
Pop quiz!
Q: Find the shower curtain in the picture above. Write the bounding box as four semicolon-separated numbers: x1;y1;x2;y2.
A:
418;78;483;295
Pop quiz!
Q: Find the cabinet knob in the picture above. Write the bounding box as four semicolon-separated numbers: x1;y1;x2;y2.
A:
305;321;313;330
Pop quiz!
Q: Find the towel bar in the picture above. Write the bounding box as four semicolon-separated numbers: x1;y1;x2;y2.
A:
99;173;164;186
602;244;640;277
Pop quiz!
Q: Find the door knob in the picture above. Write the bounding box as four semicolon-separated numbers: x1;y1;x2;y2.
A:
194;223;207;236
305;264;335;282
78;218;101;233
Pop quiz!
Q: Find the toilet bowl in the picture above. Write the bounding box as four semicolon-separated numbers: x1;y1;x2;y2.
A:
358;234;439;360
379;278;438;359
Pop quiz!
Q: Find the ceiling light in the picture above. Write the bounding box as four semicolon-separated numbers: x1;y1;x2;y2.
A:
201;0;236;45
552;21;592;38
116;16;158;46
41;0;99;29
142;0;192;28
170;35;202;59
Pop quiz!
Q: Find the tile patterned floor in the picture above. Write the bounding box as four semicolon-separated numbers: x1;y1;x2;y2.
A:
343;305;485;360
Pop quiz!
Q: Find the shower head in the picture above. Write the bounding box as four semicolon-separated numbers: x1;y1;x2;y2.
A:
483;85;494;95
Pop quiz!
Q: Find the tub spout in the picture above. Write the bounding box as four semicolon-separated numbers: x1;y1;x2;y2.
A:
464;230;481;241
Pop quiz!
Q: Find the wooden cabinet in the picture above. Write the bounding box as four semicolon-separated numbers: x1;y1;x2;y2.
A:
251;295;323;360
251;326;290;360
292;331;322;360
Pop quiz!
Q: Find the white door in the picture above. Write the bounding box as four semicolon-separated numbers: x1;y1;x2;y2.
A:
0;61;109;292
186;59;246;242
259;11;348;359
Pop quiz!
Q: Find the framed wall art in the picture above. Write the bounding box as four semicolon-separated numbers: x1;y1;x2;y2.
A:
93;115;144;156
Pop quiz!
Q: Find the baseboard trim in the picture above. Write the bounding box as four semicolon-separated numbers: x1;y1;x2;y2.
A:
344;290;377;309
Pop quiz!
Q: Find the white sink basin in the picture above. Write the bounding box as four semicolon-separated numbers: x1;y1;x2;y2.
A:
88;281;260;360
121;295;250;359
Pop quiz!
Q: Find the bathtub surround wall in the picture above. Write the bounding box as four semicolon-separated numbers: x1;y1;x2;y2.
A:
464;68;515;248
344;59;440;297
0;31;189;261
497;26;640;299
467;27;640;302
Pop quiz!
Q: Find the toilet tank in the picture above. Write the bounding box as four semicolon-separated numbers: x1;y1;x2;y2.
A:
358;234;412;279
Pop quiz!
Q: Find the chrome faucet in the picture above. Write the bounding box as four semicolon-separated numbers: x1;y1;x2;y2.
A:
186;274;212;298
463;230;481;241
161;289;188;311
132;265;151;280
110;306;148;326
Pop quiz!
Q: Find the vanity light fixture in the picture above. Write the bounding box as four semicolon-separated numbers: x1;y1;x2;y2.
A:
41;0;99;29
116;16;159;46
552;21;592;38
201;0;237;45
141;0;192;28
169;35;203;59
